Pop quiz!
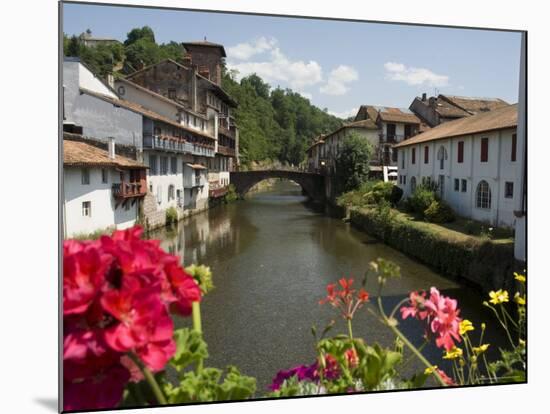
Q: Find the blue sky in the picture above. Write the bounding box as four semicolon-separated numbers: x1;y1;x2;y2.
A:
63;2;522;118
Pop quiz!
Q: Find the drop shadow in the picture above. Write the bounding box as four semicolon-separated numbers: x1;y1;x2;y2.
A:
34;397;58;412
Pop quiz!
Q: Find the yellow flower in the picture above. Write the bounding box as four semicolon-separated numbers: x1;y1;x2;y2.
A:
514;272;526;283
489;290;509;305
514;292;526;305
459;319;474;335
473;344;490;354
443;347;463;360
424;365;438;375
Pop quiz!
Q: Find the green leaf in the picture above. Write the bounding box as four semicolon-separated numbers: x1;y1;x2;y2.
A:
170;328;209;372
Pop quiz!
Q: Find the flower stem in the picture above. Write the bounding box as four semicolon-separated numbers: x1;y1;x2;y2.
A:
192;301;204;373
129;353;167;405
377;296;447;387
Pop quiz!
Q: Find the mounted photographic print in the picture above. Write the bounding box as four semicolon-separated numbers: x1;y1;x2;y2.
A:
61;1;527;412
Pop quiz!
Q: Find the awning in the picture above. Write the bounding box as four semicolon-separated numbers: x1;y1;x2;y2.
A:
186;163;208;170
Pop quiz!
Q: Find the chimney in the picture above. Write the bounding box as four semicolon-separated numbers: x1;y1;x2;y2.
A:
422;93;427;102
108;137;116;159
429;96;437;108
106;73;115;89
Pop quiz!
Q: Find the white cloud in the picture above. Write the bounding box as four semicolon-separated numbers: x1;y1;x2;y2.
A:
227;39;323;90
320;65;359;96
227;37;278;60
328;107;358;119
384;62;449;87
297;91;313;100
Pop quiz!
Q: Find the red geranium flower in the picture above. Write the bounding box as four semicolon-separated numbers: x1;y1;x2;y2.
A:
320;278;369;320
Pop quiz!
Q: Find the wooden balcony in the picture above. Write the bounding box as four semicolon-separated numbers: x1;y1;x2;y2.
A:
112;169;147;207
217;144;236;157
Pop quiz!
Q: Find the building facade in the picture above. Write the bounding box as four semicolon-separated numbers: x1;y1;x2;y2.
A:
63;136;147;237
395;104;520;228
124;47;239;193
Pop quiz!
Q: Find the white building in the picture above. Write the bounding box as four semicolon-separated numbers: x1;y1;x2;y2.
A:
395;104;520;228
63;136;147;237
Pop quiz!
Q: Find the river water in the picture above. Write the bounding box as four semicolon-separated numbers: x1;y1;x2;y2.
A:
148;180;504;393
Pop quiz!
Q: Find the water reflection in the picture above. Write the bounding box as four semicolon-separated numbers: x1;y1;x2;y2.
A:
147;180;505;393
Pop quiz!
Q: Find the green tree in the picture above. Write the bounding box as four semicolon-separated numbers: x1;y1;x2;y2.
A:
124;26;156;46
334;133;373;193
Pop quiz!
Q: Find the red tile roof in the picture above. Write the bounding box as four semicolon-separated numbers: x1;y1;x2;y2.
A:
63;138;147;169
394;103;518;148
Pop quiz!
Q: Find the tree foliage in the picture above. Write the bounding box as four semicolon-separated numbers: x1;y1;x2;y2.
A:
334;132;373;193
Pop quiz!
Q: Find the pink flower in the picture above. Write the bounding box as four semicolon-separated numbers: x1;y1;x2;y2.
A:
401;287;462;351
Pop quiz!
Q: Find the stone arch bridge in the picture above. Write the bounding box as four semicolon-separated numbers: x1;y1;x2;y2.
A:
230;170;325;202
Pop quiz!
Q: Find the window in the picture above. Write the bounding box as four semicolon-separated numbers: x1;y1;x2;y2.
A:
154;126;161;136
168;88;176;99
401;151;405;168
410;176;417;192
168;185;175;201
461;179;467;192
437;146;448;170
412;148;416;164
454;178;459;191
457;141;464;163
403;175;406;185
399;176;402;184
81;168;90;185
82;201;91;217
476;180;491;209
505;181;514;198
511;134;517;162
170;157;177;174
392;148;398;162
424;146;429;164
149;155;158;175
160;156;168;175
117;85;125;96
480;138;489;162
101;168;108;184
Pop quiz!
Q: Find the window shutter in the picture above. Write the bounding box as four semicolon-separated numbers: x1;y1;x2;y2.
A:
480;138;488;162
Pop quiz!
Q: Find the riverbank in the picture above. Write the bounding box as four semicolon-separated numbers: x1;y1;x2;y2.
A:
347;205;516;292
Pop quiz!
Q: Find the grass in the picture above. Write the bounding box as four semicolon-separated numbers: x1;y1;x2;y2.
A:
68;226;116;240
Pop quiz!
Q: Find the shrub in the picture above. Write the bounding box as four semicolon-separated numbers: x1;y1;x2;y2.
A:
166;206;178;227
424;200;455;223
407;185;437;216
224;184;238;202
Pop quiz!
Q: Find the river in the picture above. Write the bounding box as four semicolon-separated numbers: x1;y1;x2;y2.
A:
148;180;504;393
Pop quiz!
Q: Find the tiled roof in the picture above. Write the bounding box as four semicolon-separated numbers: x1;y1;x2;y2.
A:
394;103;518;148
63;138;146;169
354;105;379;121
440;95;509;115
377;108;421;124
182;41;227;57
346;119;378;129
80;87;215;140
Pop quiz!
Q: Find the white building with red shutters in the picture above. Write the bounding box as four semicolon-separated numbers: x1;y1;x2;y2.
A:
395;104;521;228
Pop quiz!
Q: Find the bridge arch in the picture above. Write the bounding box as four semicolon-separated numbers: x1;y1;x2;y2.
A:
229;170;325;202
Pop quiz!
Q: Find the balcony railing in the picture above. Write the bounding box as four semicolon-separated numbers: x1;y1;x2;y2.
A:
217;145;236;157
144;135;215;158
112;181;146;198
218;124;236;139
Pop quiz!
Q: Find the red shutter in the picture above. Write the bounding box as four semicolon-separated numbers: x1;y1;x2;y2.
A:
458;141;464;163
412;148;416;164
511;134;517;162
480;138;488;162
424;146;429;164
